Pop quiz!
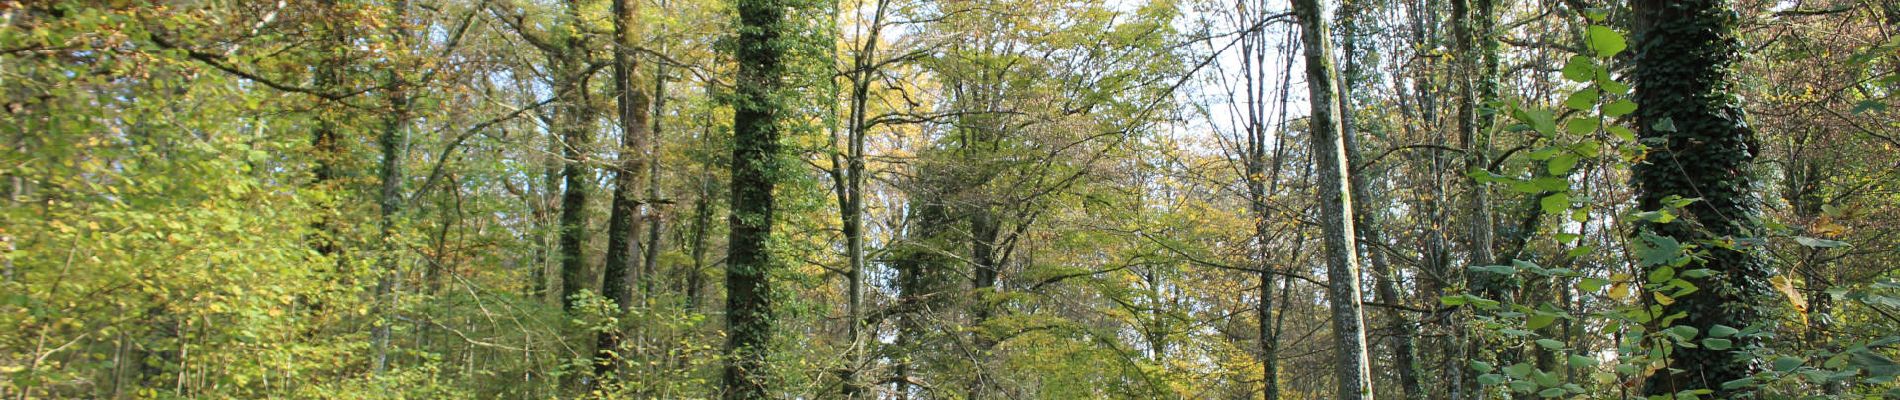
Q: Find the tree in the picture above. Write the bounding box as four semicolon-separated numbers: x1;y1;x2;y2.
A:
1291;0;1373;397
723;0;794;393
1631;0;1775;396
597;0;653;382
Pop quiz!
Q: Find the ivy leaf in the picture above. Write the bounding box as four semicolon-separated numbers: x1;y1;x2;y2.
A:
1652;117;1677;132
1586;25;1627;57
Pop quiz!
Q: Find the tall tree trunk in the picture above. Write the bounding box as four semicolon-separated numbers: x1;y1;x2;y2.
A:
597;0;652;382
643;53;668;298
838;0;886;395
1631;0;1774;396
723;0;792;393
370;1;411;376
1337;1;1423;397
1291;0;1372;398
555;0;594;317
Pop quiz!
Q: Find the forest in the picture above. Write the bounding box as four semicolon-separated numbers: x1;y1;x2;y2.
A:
3;0;1900;398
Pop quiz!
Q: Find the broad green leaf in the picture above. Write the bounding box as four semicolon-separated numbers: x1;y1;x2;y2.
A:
1527;313;1557;330
1702;338;1732;350
1549;154;1580;175
1565;117;1597;135
1565;88;1600;110
1604;99;1637;116
1540;193;1570;214
1562;56;1593;82
1587;25;1627;57
1773;356;1804;372
1580;277;1610;292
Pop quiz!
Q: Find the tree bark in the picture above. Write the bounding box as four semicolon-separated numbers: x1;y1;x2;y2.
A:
1291;0;1373;398
370;0;411;376
1626;0;1770;396
555;1;594;316
723;0;791;394
597;0;652;382
1632;0;1774;396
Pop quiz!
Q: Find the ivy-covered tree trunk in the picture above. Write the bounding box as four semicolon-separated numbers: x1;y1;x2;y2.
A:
723;0;789;393
597;0;652;382
555;1;594;317
1291;0;1373;398
1631;0;1774;397
370;1;411;376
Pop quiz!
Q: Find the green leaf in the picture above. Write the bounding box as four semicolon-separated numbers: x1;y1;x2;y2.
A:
1440;295;1469;306
1564;117;1597;136
1562;56;1593;82
1649;266;1676;283
1540;193;1570;214
1587;25;1627;57
1536;339;1566;349
1702;338;1732;350
1580;277;1610;292
1653;117;1677;132
1604;99;1637;116
1635;210;1676;223
1609;125;1636;141
1635;232;1683;267
1568;355;1598;368
1504;363;1534;378
1472;360;1496;373
1472;264;1518;275
1773;356;1804;372
1549;154;1580;175
1527;313;1558;330
1680;269;1715;279
1478;373;1505;386
1565;88;1600;110
1852;100;1888;114
1538;388;1566;398
1601;79;1631;95
1794;236;1849;248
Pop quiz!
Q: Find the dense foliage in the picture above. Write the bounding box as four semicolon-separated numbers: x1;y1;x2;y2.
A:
3;0;1898;398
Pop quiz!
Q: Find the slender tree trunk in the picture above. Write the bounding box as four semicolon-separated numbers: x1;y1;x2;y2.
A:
370;1;411;376
723;0;792;394
839;1;886;395
1337;1;1422;397
597;0;652;382
1632;0;1774;396
1291;0;1372;397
